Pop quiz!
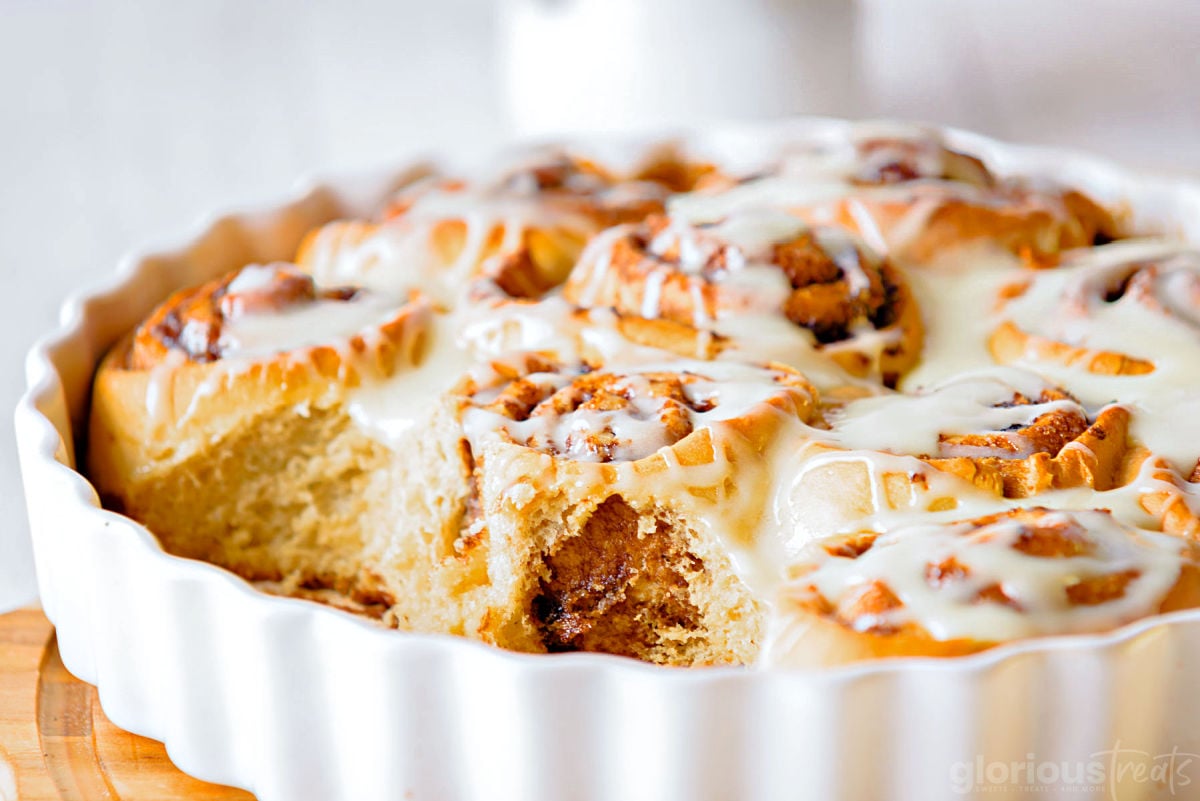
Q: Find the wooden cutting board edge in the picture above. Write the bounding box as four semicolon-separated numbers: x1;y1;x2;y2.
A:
0;607;254;801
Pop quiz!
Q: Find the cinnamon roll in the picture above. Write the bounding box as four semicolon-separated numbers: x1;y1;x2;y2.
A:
989;242;1200;478
780;369;1145;544
455;355;820;665
990;243;1199;378
124;263;425;374
296;149;716;304
765;507;1200;666
836;369;1131;496
87;264;478;622
672;127;1118;268
562;209;924;387
816;130;1119;267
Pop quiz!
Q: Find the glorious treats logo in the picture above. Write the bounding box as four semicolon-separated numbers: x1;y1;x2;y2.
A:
950;743;1198;797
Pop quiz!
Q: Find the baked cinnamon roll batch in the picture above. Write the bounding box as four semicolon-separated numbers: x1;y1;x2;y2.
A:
89;125;1200;667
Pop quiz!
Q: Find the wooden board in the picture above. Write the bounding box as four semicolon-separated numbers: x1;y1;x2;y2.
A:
0;608;254;801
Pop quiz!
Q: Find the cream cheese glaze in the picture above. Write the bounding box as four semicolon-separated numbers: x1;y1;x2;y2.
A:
993;240;1200;473
136;265;433;434
217;290;409;362
765;508;1188;659
461;358;813;463
898;247;1024;387
831;367;1087;458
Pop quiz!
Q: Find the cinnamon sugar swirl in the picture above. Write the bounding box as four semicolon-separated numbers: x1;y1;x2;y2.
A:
563;210;923;386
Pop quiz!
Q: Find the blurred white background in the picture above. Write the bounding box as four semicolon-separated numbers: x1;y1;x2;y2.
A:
1;0;1198;611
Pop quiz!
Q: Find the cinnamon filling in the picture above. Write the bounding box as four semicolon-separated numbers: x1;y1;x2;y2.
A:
773;231;896;344
530;496;704;656
1102;266;1140;303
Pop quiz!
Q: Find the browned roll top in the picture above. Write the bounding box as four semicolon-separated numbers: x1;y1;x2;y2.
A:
570;214;904;344
851;135;994;187
477;369;705;462
934;385;1090;460
129;264;359;370
462;355;818;463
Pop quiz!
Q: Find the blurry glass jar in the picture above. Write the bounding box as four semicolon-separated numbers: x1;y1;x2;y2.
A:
499;0;861;138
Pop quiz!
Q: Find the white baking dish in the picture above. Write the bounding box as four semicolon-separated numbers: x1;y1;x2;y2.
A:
17;119;1200;801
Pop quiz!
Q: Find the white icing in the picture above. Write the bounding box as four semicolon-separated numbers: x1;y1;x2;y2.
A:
345;311;470;447
302;188;595;307
831;367;1084;458
142;348;188;432
997;240;1200;472
461;359;810;464
779;509;1185;644
224;263;283;295
217;291;404;361
1132;391;1200;475
899;247;1025;387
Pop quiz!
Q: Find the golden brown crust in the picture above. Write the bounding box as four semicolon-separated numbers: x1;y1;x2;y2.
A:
1126;451;1200;539
925;403;1131;498
611;315;730;360
800;379;1128;516
989;319;1155;376
936;387;1087;457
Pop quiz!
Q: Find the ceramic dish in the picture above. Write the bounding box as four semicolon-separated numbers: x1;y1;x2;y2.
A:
17;119;1200;801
